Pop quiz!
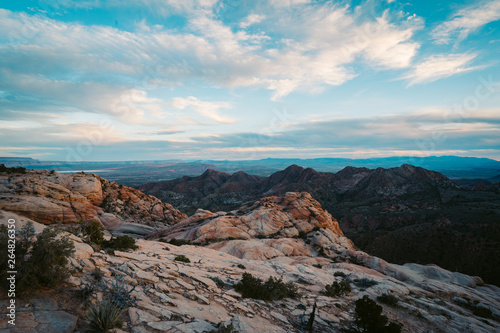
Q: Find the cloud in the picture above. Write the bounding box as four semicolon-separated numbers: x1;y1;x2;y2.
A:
0;2;422;103
432;0;500;44
403;53;478;85
240;14;265;28
170;96;235;124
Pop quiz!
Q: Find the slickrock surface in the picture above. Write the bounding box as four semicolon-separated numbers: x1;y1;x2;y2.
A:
147;192;354;260
2;215;499;333
0;171;186;236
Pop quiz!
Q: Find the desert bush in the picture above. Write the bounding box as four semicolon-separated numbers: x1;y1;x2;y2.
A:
334;271;347;278
236;264;246;269
377;293;399;307
107;277;137;309
234;272;300;301
175;255;191;263
324;281;351;297
81;221;105;245
87;300;124;332
0;222;75;296
209;322;238;333
355;278;378;288
102;235;138;251
353;295;402;333
209;276;226;288
0;164;26;174
168;238;193;246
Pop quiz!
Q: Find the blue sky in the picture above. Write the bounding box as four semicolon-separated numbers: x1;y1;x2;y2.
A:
0;0;499;161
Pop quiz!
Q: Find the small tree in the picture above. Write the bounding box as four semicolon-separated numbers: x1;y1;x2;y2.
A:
0;222;75;296
324;281;351;297
353;296;402;333
81;221;105;245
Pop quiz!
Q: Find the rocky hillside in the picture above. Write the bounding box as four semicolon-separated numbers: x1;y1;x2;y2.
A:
148;192;353;260
2;205;500;333
139;164;500;286
0;170;186;236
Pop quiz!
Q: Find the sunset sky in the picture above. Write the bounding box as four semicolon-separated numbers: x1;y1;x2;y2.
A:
1;0;499;161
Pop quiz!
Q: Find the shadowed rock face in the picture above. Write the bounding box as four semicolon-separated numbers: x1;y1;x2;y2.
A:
148;192;354;260
0;170;186;236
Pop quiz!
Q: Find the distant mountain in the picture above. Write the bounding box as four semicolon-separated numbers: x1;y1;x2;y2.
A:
139;164;500;286
2;155;500;186
490;174;500;182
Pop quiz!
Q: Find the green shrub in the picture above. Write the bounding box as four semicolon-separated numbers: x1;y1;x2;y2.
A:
334;271;346;278
209;276;226;288
377;294;399;307
234;272;300;301
81;221;105;245
0;164;26;174
355;278;378;288
0;222;75;296
324;281;351;297
175;255;191;263
209;322;238;333
353;295;402;333
168;239;193;246
102;235;138;251
87;300;124;332
236;264;246;269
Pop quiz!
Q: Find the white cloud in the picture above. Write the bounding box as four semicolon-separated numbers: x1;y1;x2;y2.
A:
0;2;422;105
240;14;266;28
404;53;478;85
432;0;500;44
170;96;235;124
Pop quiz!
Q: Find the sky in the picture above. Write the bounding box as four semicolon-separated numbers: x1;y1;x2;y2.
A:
0;0;499;162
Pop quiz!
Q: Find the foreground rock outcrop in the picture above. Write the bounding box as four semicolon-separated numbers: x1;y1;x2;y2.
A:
2;214;499;333
0;170;186;236
148;192;354;260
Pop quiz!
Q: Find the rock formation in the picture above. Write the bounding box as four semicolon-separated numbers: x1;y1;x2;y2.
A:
148;192;354;260
0;170;186;236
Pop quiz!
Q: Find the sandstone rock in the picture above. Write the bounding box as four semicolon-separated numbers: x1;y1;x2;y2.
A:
224;315;287;333
0;171;186;235
33;311;77;333
128;307;160;326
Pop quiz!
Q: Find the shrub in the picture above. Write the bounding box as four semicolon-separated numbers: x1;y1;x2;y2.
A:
355;278;378;288
334;271;346;278
107;277;137;309
102;235;138;251
377;294;399;307
87;300;124;332
209;322;238;333
175;255;191;263
353;296;402;333
81;221;105;245
0;164;26;174
324;281;351;297
236;264;246;269
168;239;193;246
0;222;75;296
209;276;226;288
234;272;300;301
